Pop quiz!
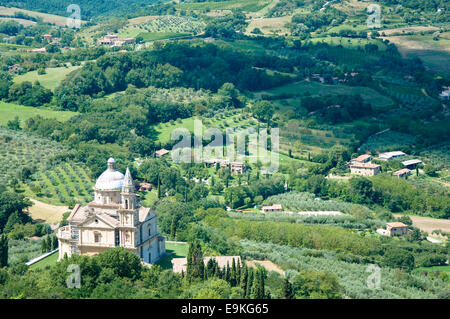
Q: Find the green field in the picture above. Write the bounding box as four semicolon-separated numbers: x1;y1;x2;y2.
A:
13;65;81;91
29;251;58;270
157;242;188;270
0;101;77;126
256;81;395;110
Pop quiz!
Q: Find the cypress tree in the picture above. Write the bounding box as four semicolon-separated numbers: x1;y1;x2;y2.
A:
0;234;8;268
251;267;265;299
46;236;52;252
170;217;176;239
240;263;248;298
41;237;47;253
186;240;204;282
231;258;237;287
247;268;254;299
214;262;220;279
52;235;58;250
157;175;162;199
225;262;231;283
282;277;294;299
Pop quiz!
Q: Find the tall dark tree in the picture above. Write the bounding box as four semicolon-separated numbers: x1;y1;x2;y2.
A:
186;240;204;282
282;277;294;299
240;262;248;298
0;234;8;268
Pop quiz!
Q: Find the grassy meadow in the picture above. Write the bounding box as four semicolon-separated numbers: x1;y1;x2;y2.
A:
13;65;81;91
0;101;77;126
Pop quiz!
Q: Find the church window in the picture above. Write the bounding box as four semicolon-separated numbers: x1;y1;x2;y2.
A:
94;232;102;243
125;199;129;209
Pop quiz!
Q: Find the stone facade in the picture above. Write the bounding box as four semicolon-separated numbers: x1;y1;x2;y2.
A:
57;158;165;264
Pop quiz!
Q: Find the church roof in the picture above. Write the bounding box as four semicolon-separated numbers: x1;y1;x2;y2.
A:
95;158;125;190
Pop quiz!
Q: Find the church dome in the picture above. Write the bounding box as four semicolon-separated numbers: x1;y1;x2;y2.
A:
94;158;125;190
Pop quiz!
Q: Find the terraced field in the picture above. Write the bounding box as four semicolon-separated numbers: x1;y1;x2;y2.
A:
0;127;71;187
23;162;94;206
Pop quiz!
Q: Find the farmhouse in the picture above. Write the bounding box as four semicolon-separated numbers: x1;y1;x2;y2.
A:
43;34;52;41
351;154;371;163
349;162;381;176
378;151;406;161
156;148;170;157
57;158;166;264
220;161;246;175
261;204;282;213
392;168;411;178
97;34;135;47
172;256;241;273
402;159;422;169
386;222;409;236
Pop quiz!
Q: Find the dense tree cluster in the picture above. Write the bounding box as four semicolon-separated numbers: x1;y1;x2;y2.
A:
54;42;294;111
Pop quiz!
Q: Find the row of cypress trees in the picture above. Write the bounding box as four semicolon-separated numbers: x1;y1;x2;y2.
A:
185;240;267;298
41;234;58;253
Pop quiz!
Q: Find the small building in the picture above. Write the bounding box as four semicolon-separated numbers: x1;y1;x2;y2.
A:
261;204;282;213
172;256;241;273
43;34;52;41
351;154;372;164
402;159;422;169
378;151;406;161
138;182;152;192
155;149;169;158
392;168;411;178
349;162;381;176
386;222;408;236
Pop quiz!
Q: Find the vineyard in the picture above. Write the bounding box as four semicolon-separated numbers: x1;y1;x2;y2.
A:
119;15;205;38
0;127;70;187
24;162;94;206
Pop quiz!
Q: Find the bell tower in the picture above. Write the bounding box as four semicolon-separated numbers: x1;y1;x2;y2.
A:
120;167;138;226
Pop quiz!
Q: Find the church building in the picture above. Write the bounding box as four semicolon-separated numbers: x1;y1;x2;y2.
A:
57;158;165;264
